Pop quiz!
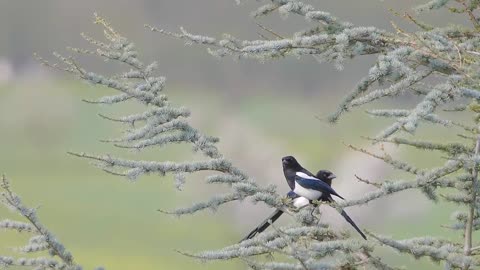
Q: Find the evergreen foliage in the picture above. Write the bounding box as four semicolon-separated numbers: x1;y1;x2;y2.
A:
0;175;86;270
2;0;480;269
144;1;480;268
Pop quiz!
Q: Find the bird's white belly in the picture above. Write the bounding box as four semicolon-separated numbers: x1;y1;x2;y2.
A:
292;197;310;208
294;184;322;200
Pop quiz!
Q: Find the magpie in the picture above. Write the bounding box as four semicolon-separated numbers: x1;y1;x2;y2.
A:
241;166;366;241
282;156;343;200
240;156;367;241
282;156;367;240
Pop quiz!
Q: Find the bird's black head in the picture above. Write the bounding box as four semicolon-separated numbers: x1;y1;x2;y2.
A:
282;156;302;170
282;156;303;190
315;170;336;185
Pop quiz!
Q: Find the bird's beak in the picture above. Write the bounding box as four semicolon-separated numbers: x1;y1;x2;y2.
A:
328;174;337;180
282;159;288;165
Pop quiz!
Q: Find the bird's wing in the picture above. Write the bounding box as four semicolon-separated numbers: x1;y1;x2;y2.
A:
295;172;345;200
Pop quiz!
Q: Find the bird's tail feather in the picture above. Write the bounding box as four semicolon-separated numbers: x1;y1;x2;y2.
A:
240;209;284;242
340;209;367;240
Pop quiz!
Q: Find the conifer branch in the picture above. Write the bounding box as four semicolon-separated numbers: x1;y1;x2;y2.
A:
371;233;477;269
25;1;480;269
367;137;472;157
39;14;287;218
0;175;87;270
340;160;463;207
346;143;425;175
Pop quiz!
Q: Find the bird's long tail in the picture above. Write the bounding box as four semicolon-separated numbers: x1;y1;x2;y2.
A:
240;209;284;242
340;209;367;240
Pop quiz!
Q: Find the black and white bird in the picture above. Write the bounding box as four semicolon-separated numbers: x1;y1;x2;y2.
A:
240;156;366;241
282;156;367;240
241;163;366;241
282;156;342;200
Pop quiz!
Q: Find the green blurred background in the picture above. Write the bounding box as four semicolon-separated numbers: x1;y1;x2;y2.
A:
0;1;474;269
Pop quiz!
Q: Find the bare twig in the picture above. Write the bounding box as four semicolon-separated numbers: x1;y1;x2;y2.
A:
354;175;382;188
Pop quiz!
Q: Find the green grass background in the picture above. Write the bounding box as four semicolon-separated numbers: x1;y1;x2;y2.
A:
0;80;474;270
